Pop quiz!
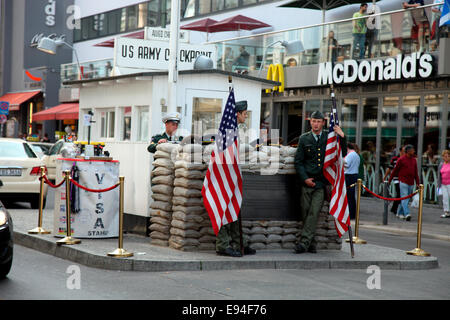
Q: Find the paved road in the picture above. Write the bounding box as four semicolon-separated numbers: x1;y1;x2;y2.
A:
1;229;448;300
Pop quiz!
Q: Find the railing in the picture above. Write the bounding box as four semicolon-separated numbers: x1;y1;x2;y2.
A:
362;163;440;204
61;58;114;82
208;2;446;73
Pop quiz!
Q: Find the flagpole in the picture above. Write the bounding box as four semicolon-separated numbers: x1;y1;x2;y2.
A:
229;75;245;256
330;84;354;258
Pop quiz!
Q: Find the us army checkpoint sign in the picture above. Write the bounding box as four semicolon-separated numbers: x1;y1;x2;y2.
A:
115;37;216;71
53;159;120;238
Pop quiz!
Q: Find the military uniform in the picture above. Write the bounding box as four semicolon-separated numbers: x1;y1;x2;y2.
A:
147;132;183;153
215;100;254;257
294;111;347;253
147;112;183;154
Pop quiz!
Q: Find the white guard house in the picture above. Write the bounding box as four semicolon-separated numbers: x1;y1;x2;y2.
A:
63;69;279;233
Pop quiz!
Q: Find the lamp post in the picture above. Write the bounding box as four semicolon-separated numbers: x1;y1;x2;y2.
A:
37;35;82;80
258;40;304;77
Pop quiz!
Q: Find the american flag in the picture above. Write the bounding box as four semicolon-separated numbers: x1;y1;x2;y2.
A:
323;96;350;237
202;88;243;235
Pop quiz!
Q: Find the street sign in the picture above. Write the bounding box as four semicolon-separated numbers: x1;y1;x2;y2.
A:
145;27;189;43
0;114;7;124
0;101;9;115
115;38;216;71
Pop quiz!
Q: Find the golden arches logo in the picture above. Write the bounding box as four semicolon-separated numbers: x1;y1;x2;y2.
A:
265;64;284;93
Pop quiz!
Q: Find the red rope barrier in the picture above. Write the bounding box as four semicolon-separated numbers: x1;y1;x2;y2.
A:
41;175;65;188
70;178;119;193
362;184;418;201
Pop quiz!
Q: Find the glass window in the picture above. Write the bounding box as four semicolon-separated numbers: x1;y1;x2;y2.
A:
93;14;106;35
422;94;443;204
303;99;320;133
199;0;211;14
100;110;115;138
361;97;379;191
107;10;120;35
122;107;132;141
212;0;224;12
380;96;399;181
224;0;238;9
127;5;138;30
0;142;37;158
120;8;127;32
137;106;149;141
81;18;90;40
137;3;147;28
192;98;223;136
148;0;160;26
340;98;358;144
242;0;257;4
401;95;420;151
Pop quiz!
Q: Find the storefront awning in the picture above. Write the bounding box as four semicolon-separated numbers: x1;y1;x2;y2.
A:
33;103;79;121
0;90;41;111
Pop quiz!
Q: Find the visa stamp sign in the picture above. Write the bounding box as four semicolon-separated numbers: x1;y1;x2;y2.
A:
115;37;216;71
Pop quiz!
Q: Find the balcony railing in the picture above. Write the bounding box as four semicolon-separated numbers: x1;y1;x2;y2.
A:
208;2;446;74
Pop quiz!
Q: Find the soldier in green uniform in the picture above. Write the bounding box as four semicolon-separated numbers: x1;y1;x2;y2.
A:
216;100;256;257
147;112;183;153
294;110;347;254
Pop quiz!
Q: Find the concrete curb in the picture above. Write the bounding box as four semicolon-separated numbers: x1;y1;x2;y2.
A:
13;230;439;272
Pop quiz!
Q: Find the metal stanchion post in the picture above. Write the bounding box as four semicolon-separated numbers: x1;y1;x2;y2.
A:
407;184;430;256
108;176;133;257
28;167;51;234
56;170;81;245
347;178;366;244
383;180;388;225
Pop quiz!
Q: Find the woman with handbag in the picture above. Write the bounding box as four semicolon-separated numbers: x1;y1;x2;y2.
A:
438;150;450;218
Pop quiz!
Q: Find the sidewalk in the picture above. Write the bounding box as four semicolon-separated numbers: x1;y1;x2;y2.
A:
357;197;450;242
8;198;442;272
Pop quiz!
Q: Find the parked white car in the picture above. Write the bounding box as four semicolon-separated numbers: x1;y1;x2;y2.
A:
41;139;74;181
0;138;48;209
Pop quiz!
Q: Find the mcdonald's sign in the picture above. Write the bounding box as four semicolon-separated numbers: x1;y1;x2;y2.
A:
265;63;284;93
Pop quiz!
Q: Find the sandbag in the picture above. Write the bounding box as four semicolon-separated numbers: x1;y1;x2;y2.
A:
174;177;204;190
171;219;201;231
151;193;172;202
150;238;169;246
172;211;204;223
198;234;216;243
248;226;269;235
154;150;172;159
177;152;203;163
150;209;172;219
172;205;205;214
281;234;297;243
174;160;206;171
199;226;215;236
149;223;170;233
151;166;173;177
198;242;216;250
150;216;171;226
267;234;282;243
175;168;205;179
250;234;267;243
150;231;170;241
169;227;201;238
173;187;202;198
182;144;203;154
151;175;174;186
151;185;173;195
172;196;204;207
152;158;174;169
267;226;284;234
150;201;172;212
156;143;181;154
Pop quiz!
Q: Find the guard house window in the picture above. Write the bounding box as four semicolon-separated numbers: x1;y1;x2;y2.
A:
184;0;196;17
199;0;211;15
122;107;132;141
192;98;222;137
224;0;238;9
100;110;115;139
137;106;150;142
148;0;160;26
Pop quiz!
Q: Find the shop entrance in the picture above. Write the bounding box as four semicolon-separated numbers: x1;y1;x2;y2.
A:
276;101;303;146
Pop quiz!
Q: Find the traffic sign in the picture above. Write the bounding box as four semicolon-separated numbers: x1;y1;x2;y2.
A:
0;101;9;115
0;114;7;124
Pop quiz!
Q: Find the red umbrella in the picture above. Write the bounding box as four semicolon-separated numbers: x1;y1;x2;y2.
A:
94;30;145;48
180;18;218;41
209;15;271;33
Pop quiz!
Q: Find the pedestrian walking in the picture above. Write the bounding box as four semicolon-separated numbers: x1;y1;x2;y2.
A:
147;112;183;153
388;144;420;221
294;110;347;253
384;146;405;215
344;143;360;220
438;149;450;218
215;101;255;257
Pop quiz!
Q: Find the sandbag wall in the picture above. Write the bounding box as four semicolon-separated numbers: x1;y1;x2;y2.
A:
149;143;342;251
